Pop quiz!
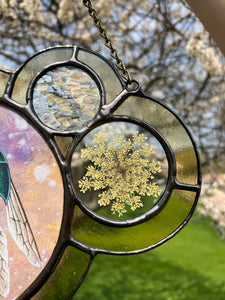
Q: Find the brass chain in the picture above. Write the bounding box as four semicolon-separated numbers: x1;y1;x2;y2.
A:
83;0;132;84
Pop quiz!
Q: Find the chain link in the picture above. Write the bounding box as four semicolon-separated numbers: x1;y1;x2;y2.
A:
83;0;132;84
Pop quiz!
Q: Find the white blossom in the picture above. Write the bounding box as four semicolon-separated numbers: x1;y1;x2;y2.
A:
19;0;45;23
0;0;17;19
57;0;74;24
198;174;225;230
186;30;224;75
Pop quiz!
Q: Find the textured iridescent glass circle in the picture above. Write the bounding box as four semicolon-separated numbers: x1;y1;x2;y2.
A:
32;66;101;132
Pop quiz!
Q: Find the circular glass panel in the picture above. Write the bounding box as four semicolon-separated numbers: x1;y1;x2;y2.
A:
0;106;63;299
32;66;101;132
71;122;168;223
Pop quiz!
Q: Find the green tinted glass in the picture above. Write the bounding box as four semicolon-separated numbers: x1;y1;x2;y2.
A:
72;190;196;253
31;247;91;300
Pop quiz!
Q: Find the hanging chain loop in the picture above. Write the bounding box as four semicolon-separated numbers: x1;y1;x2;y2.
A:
83;0;132;84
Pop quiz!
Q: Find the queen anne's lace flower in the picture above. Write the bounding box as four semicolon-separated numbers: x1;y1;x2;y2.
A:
79;131;162;217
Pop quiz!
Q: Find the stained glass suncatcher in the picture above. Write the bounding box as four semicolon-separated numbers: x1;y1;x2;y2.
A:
0;46;201;299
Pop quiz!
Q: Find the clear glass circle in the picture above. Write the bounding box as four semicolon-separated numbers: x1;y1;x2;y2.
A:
71;121;168;222
33;66;101;132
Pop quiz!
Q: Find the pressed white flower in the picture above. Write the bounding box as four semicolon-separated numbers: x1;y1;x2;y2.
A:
79;131;162;217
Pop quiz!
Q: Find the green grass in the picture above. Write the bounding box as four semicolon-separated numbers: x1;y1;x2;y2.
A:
74;216;225;300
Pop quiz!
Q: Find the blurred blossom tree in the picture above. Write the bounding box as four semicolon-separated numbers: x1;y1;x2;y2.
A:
0;0;224;232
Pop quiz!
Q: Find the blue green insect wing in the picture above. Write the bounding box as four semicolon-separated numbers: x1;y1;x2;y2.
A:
0;149;11;205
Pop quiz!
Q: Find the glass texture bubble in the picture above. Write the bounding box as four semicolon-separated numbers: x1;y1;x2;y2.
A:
33;66;101;132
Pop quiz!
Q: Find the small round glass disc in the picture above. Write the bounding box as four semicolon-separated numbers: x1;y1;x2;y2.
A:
72;121;168;223
32;66;101;132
